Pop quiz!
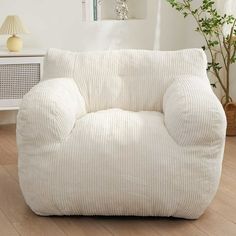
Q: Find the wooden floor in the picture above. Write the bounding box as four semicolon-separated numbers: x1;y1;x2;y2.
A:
0;125;236;236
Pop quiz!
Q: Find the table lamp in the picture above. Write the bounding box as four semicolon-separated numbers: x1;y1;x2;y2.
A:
0;15;30;52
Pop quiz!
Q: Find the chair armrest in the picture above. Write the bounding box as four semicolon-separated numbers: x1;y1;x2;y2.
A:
17;78;86;143
163;76;226;146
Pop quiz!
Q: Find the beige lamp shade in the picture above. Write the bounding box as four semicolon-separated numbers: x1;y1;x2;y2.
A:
0;15;29;52
0;15;29;35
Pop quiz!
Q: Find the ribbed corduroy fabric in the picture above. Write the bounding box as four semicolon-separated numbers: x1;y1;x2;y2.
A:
43;48;208;113
17;49;226;219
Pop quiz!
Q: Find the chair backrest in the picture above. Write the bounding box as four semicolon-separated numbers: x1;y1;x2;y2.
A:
43;48;208;112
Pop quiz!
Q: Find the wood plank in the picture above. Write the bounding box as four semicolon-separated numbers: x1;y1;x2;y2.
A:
97;217;161;236
4;164;19;182
12;217;66;236
0;166;66;236
210;195;236;224
0;209;19;236
147;218;207;236
53;216;113;236
0;124;17;165
227;137;236;147
193;209;236;236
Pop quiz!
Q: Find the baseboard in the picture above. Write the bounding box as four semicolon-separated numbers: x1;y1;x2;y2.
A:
0;111;17;125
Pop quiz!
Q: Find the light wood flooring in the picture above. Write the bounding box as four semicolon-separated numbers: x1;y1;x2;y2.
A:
0;124;236;236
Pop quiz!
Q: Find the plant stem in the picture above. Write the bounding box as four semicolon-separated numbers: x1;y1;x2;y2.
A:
217;33;227;69
225;19;236;104
191;11;228;95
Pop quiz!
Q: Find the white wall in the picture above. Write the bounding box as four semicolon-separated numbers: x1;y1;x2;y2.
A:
0;0;158;51
159;1;187;50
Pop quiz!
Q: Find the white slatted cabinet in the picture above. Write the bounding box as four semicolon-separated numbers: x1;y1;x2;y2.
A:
0;50;45;110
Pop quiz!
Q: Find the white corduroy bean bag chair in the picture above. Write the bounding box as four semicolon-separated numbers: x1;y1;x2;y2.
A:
17;48;226;219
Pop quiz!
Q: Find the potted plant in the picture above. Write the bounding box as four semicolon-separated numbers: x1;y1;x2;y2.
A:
167;0;236;136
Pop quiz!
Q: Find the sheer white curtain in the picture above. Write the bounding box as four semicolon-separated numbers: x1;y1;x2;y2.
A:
153;0;161;50
217;0;236;100
217;0;236;15
216;0;236;35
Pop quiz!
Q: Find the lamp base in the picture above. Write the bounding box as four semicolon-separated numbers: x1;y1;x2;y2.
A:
7;35;23;52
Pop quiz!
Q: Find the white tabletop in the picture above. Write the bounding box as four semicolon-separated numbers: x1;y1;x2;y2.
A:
0;48;46;57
